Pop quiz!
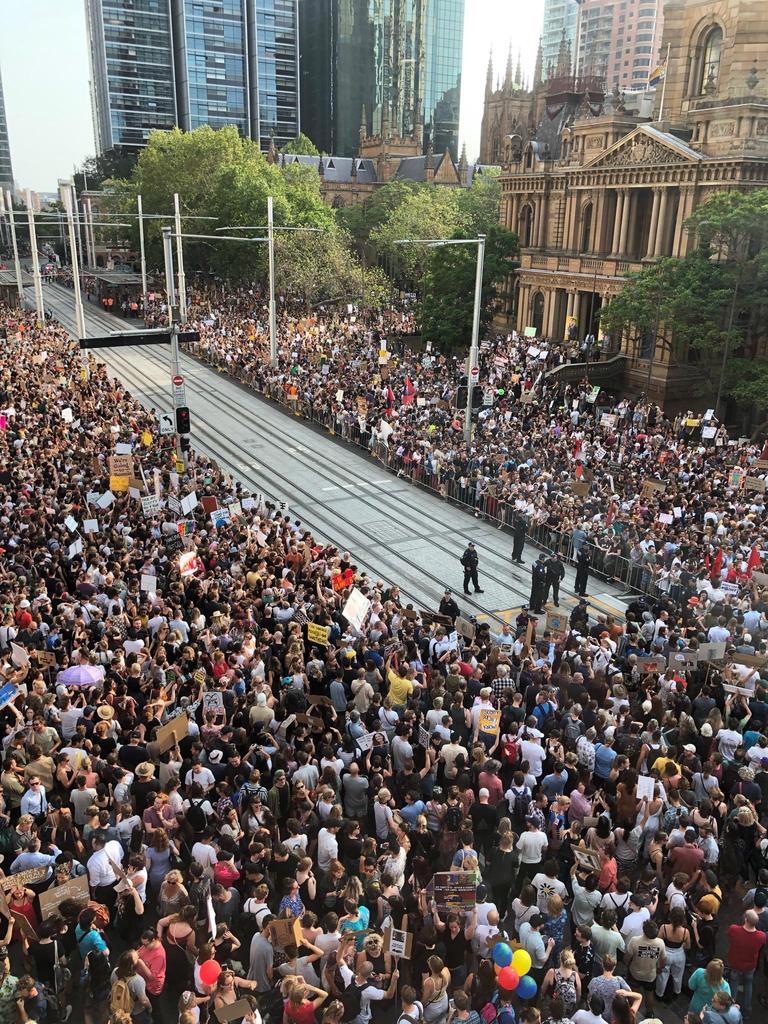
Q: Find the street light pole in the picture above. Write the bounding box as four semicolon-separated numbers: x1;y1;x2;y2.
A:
59;181;88;374
4;190;23;306
163;226;186;472
137;194;148;318
465;234;486;446
267;196;278;366
26;190;45;324
173;193;187;325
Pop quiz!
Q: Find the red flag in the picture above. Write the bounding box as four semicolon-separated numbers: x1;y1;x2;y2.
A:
711;549;724;577
404;376;416;396
606;501;616;528
386;385;395;408
747;544;762;576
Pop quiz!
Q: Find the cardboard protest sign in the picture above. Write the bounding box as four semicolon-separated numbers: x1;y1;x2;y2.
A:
751;570;768;588
546;611;568;641
155;712;189;754
109;454;133;476
430;872;477;914
419;610;453;627
573;848;602;874
270;915;303;949
384;927;413;959
478;709;501;735
36;651;57;669
342;588;371;631
697;641;727;663
745;476;767;493
215;1000;255;1024
731;652;768;669
307;694;333;708
571;480;590;496
641;479;666;497
671;650;699;670
307;622;330;646
109;475;129;493
456;616;475;641
637;655;666;673
723;682;756;698
38;875;90;920
418;726;430;749
0;867;47;890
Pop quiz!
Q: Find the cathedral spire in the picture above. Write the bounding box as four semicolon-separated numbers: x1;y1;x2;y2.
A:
556;29;571;76
515;52;523;88
534;38;543;88
504;43;514;90
485;49;494;95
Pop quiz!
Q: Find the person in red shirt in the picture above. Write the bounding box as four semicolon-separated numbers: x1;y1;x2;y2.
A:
727;909;767;1013
668;829;705;876
137;927;166;1011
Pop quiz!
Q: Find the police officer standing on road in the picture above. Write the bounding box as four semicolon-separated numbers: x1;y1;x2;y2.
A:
544;552;566;607
575;546;591;597
511;512;526;565
461;542;484;595
439;589;460;620
529;554;548;614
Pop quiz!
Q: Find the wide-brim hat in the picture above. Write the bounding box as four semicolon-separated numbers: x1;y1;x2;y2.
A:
135;762;155;778
96;705;114;721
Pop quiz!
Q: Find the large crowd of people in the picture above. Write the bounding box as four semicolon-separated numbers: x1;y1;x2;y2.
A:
0;292;766;1024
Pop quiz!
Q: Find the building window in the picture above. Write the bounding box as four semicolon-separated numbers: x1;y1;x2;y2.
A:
698;26;723;95
520;205;534;247
580;202;593;252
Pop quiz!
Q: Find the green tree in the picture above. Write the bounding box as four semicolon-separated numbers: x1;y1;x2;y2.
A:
74;148;138;195
273;230;389;308
280;133;320;156
370;186;464;284
420;224;518;349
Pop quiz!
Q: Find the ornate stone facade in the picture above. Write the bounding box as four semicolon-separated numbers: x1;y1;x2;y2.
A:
498;0;768;409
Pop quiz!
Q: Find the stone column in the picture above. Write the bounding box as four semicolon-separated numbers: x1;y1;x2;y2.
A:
573;292;582;338
672;188;692;257
510;195;519;233
592;191;605;255
542;290;552;337
537;197;547;248
611;190;625;255
569;195;580;251
546;290;559;338
516;285;528;333
654;188;670;257
618;190;632;257
646;188;662;259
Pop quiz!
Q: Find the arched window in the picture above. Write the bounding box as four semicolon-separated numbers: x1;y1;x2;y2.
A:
580;203;593;252
531;292;545;335
520;205;534;247
698;26;723;95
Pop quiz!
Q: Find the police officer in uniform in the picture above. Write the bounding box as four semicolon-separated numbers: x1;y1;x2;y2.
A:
575;546;591;597
544;552;566;606
460;542;484;595
439;589;460;621
529;554;548;614
511;512;526;565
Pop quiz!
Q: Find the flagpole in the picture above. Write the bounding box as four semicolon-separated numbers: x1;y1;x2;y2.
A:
657;42;671;121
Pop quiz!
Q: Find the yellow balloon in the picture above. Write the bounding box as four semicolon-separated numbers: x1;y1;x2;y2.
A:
511;949;532;976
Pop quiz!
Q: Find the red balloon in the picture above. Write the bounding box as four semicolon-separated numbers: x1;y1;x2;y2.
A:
200;959;222;986
498;967;520;991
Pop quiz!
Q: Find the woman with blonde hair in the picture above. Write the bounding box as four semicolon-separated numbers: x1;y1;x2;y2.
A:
282;976;328;1024
374;788;394;840
158;869;188;917
422;955;450;1024
688;958;730;1014
355;933;393;990
542;949;581;1017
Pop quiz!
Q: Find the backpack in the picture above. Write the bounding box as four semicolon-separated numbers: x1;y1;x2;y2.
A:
445;803;463;832
510;786;531;832
110;978;134;1015
553;968;578;1009
186;798;206;833
534;702;556;735
564;717;584;748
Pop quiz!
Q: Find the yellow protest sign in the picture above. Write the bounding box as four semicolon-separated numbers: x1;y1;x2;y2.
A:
478;709;501;735
110;474;130;493
142;430;153;446
176;460;184;474
307;622;330;646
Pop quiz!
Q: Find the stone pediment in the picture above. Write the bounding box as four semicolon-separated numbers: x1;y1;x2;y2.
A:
584;125;702;169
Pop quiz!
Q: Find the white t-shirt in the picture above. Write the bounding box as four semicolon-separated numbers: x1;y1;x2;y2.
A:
516;830;549;864
520;739;545;777
717;728;742;760
620;906;650;940
190;842;218;875
531;872;568;911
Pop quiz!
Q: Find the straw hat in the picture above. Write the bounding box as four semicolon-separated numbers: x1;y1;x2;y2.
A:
96;705;115;721
135;762;155;779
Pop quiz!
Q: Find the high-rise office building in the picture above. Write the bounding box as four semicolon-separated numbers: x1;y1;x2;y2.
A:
299;0;464;160
541;0;578;76
576;0;664;92
0;66;15;190
85;0;299;153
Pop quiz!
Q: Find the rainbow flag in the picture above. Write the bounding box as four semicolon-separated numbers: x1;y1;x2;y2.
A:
649;61;667;87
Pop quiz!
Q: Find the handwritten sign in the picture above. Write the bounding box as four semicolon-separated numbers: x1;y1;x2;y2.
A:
109;454;133;476
636;775;656;801
331;569;355;592
636;655;666;673
307;622;330;647
456;616;475;641
155;711;189;754
141;495;162;517
202;691;225;715
478;708;501;735
38;875;90;920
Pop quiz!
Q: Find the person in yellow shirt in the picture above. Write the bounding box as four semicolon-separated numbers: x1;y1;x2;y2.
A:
385;652;420;709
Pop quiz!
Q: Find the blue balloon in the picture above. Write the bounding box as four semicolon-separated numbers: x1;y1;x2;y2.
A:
492;943;513;968
517;975;538;1000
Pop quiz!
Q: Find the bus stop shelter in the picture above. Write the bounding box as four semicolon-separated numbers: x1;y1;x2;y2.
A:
84;271;156;318
0;270;33;307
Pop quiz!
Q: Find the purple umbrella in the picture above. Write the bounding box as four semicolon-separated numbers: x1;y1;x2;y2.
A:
56;665;105;688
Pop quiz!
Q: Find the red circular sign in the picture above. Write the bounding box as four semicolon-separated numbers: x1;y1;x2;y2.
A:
173;375;183;386
470;366;479;379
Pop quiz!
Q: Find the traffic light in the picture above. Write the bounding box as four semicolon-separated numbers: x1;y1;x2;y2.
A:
456;385;483;410
180;436;191;452
175;406;191;434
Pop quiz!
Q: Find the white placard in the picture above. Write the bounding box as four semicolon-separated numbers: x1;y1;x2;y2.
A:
342;588;372;631
86;491;100;506
636;775;656;801
141;495;161;517
702;426;717;439
241;497;255;510
141;574;158;593
96;491;114;509
180;491;198;515
202;691;225;713
354;732;375;751
61;407;73;423
115;442;132;455
167;496;181;515
129;487;141;500
64;515;78;533
83;519;98;533
10;643;29;668
68;539;83;559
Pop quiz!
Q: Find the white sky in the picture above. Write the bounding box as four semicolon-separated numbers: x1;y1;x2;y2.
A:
0;0;545;191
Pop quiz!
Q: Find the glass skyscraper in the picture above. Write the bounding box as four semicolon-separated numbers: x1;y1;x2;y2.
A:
299;0;464;159
86;0;299;152
0;66;14;191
